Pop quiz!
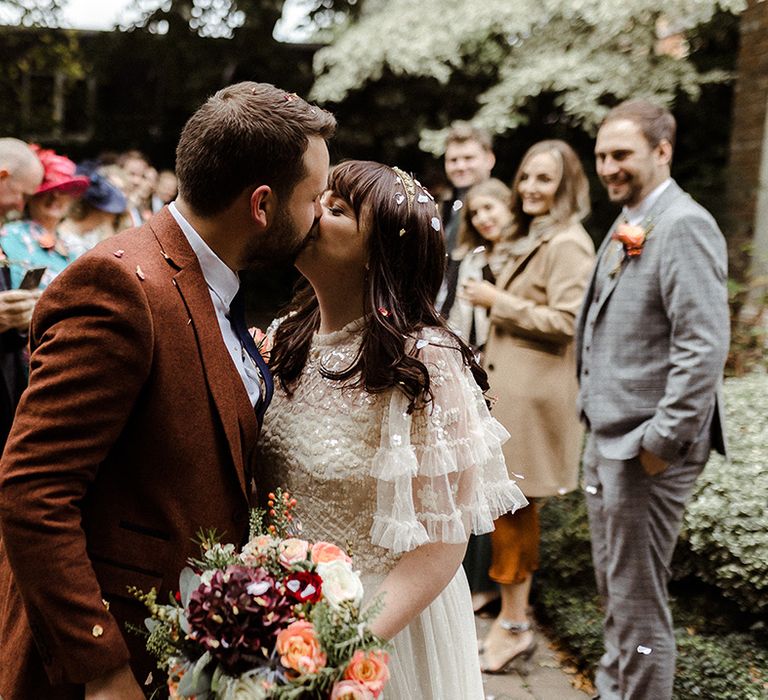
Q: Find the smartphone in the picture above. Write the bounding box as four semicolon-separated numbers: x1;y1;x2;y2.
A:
19;267;46;290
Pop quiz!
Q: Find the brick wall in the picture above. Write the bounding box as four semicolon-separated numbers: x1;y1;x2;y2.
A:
725;0;768;280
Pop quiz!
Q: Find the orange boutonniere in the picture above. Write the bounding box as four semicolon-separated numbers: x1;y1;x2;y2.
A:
612;221;654;257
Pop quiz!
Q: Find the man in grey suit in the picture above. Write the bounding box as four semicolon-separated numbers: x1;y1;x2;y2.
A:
576;100;730;699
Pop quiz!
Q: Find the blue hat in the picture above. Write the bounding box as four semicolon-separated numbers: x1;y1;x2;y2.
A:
78;167;128;214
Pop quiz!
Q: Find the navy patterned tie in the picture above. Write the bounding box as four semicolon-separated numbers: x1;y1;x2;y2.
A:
229;289;274;423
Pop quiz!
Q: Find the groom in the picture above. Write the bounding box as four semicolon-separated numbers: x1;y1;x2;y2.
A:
576;100;730;699
0;83;334;699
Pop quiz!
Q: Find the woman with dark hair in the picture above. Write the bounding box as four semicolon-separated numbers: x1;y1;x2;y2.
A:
459;140;596;673
259;160;526;698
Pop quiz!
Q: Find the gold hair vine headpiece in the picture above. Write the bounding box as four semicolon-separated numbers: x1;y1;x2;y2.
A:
392;166;417;236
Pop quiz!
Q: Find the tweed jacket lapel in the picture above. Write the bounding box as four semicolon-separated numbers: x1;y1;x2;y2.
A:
148;208;254;498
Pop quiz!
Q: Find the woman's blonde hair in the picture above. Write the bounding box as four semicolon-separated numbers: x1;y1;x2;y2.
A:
510;140;590;237
456;178;513;257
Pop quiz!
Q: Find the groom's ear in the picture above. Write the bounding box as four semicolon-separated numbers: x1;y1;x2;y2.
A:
250;185;276;231
655;139;673;166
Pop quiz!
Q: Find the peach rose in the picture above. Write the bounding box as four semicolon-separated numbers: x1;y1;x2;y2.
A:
343;649;390;698
311;541;352;565
278;537;310;568
276;620;327;675
330;680;375;700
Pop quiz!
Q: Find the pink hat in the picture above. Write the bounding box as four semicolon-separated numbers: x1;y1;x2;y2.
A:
30;144;89;197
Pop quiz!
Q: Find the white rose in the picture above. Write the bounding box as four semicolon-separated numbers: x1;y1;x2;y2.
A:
317;560;364;610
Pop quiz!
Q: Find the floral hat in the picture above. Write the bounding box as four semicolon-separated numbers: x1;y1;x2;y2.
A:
30;144;89;197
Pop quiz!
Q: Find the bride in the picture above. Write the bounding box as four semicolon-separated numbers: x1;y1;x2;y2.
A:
257;160;527;698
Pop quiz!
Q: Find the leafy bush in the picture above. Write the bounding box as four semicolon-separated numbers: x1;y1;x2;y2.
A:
678;372;768;613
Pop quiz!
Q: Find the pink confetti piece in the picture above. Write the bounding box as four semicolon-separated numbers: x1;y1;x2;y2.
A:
113;249;124;258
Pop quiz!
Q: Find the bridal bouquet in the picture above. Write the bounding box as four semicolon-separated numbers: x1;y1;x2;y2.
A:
132;490;390;699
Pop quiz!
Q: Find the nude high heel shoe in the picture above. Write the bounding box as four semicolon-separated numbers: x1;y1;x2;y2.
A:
480;620;538;675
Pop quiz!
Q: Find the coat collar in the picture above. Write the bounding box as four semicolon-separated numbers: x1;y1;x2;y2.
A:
496;216;574;289
148;207;259;499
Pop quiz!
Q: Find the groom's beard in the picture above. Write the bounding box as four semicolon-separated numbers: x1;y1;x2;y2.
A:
244;209;317;269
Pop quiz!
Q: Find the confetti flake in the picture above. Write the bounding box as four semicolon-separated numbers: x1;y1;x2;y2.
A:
585;485;598;495
415;339;429;349
92;624;104;638
378;307;390;317
430;217;441;231
558;487;568;495
417;194;429;203
637;645;653;655
395;193;405;205
144;672;153;685
452;200;463;212
136;265;146;281
113;249;124;258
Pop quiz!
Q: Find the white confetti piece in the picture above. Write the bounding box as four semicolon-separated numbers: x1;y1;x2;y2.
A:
637;645;653;655
431;217;441;231
246;581;271;596
417;194;429;203
585;485;598;495
452;200;463;211
136;265;145;281
395;193;405;205
416;339;429;349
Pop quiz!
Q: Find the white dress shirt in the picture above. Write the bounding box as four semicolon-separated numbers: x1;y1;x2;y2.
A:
169;201;261;406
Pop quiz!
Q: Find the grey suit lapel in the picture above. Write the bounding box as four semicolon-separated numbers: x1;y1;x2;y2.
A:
592;180;687;318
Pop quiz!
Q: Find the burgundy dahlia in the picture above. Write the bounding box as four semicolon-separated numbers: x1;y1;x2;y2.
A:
186;565;293;672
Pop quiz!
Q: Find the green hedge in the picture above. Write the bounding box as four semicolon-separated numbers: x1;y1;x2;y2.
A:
677;372;768;614
535;372;768;699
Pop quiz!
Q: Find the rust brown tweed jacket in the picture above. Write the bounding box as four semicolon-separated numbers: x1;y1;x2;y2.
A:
0;208;260;698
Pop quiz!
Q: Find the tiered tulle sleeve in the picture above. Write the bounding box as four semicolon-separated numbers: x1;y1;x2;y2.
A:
369;330;527;554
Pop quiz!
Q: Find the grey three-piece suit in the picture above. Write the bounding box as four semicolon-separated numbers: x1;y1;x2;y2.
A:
575;179;730;699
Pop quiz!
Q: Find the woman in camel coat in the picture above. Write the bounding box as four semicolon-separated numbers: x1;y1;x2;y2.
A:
459;139;595;673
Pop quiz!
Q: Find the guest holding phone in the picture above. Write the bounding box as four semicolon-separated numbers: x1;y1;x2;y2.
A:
0;138;44;452
0;145;88;291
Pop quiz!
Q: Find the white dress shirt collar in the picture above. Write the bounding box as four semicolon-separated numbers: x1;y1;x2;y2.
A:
622;178;672;226
168;201;239;307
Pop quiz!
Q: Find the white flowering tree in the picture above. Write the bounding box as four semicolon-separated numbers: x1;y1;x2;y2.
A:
310;0;746;153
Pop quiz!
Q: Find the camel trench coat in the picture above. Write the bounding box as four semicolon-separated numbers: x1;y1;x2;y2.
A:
483;217;595;498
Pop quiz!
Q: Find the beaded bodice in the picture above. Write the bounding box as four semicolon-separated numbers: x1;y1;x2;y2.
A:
258;319;396;574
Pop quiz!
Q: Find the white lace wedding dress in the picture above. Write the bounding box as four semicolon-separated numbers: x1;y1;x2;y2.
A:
258;319;527;699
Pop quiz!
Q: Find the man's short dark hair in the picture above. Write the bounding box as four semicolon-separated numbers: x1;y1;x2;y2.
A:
602;99;677;151
176;82;337;217
444;121;493;153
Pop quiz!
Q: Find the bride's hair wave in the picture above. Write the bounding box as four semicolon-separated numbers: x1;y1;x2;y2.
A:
269;160;488;411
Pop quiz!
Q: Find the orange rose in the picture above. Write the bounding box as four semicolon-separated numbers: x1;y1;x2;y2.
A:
276;620;327;675
343;649;390;698
612;222;649;257
310;541;352;565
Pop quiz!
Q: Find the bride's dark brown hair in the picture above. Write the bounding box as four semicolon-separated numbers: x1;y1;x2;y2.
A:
269;160;488;411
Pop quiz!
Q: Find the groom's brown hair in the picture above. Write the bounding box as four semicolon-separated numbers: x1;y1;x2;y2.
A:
602;99;677;151
176;82;335;217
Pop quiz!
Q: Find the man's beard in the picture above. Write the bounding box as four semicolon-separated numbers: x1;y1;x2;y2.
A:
243;210;318;269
